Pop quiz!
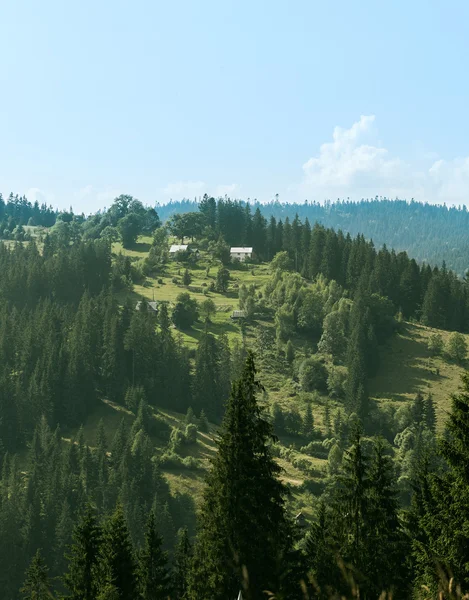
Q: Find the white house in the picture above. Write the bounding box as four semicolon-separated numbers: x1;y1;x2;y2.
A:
230;247;253;262
169;244;188;256
135;301;158;314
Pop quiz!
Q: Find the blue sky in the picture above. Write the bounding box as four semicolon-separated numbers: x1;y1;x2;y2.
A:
1;0;469;213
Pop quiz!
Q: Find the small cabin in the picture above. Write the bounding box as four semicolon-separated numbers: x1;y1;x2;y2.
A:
231;310;247;320
230;247;253;262
169;244;189;256
135;301;158;314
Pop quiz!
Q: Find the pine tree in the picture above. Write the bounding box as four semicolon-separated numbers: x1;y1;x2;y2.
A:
328;424;370;593
97;505;138;600
285;339;295;365
424;393;437;435
198;409;209;433
305;502;339;599
20;550;52;600
302;403;314;440
64;504;102;600
138;511;170;600
172;528;192;600
366;438;410;597
188;353;303;600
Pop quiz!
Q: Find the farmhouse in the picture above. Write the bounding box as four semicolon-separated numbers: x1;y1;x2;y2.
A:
231;310;247;320
169;244;188;256
135;301;158;314
230;247;253;262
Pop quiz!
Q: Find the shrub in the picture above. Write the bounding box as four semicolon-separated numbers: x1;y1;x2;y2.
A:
172;277;179;284
184;423;198;444
327;366;347;399
428;332;444;356
300;441;329;459
157;278;164;284
445;332;468;363
172;292;199;329
299;357;328;393
284;408;303;436
182;269;192;286
182;456;200;469
169;427;186;453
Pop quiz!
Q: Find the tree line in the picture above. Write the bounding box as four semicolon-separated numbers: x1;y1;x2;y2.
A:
156;196;469;275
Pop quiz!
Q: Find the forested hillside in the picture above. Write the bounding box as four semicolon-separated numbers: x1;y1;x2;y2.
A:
156;196;469;275
2;193;469;598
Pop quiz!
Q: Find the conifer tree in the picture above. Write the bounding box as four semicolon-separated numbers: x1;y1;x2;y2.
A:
64;504;102;600
20;550;52;600
366;438;410;597
138;511;170;600
172;528;192;600
305;502;339;599
97;505;138;600
302;403;314;440
188;353;302;600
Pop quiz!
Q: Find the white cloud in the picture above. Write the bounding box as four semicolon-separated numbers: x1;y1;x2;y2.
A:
162;181;206;199
25;187;55;205
74;185;121;214
294;116;469;206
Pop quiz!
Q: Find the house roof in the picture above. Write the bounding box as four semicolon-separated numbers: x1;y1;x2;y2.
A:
169;244;188;253
230;247;253;253
231;310;247;318
135;301;158;312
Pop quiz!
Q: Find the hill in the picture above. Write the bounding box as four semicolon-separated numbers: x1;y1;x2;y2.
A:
155;197;469;275
69;236;468;519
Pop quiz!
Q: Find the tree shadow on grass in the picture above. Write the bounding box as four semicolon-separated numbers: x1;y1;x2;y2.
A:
131;241;151;253
369;323;444;403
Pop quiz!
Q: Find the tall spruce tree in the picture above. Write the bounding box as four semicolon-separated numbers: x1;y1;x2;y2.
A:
138;511;170;600
20;550;52;600
97;505;138;600
188;353;302;600
172;528;192;600
64;504;102;600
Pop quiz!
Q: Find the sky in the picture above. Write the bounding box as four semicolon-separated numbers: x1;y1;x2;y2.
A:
1;0;469;213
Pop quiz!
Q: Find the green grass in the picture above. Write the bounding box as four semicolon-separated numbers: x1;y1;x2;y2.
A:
370;322;469;430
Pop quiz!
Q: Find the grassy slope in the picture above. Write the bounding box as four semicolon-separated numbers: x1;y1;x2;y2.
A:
370;322;469;430
73;236;467;518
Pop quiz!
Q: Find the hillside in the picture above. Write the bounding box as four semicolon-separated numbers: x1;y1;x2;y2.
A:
155;197;469;275
68;236;469;519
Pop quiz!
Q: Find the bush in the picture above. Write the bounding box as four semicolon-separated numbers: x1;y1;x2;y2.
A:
284;408;303;437
327;366;347;399
182;456;200;469
158;452;200;470
172;292;199;329
299;357;328;393
169;427;186;453
300;441;329;459
182;269;192;286
157;278;164;284
445;332;468;363
184;423;198;444
428;333;444;356
172;277;179;284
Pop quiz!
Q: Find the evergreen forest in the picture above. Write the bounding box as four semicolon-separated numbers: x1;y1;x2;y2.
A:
2;191;469;599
